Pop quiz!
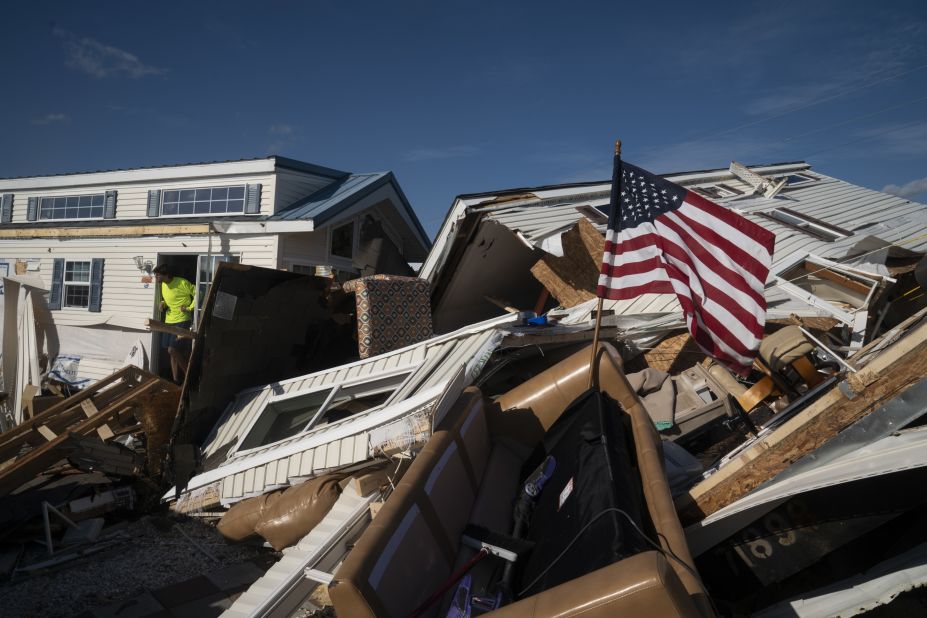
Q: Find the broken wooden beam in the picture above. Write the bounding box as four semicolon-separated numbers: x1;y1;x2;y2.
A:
677;315;927;524
0;370;179;497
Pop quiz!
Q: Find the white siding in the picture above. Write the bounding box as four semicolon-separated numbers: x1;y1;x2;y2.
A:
279;230;330;268
0;233;279;329
2;172;277;223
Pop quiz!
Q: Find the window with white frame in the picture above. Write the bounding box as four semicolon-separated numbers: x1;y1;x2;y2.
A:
161;186;245;216
236;371;412;451
39;194;105;220
63;260;92;308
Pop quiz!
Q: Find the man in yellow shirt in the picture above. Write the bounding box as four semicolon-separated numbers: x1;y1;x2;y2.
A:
153;264;196;384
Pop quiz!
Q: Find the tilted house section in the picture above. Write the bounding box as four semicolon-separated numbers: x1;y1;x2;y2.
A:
420;161;927;335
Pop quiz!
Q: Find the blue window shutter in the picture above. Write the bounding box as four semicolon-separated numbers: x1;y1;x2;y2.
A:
89;258;104;312
147;190;161;217
104;190;117;219
245;183;262;214
27;197;38;222
49;258;64;310
0;194;12;223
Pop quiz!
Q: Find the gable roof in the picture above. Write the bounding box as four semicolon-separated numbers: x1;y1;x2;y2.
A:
271;171;431;251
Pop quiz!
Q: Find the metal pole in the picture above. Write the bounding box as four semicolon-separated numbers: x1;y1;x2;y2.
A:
589;139;621;389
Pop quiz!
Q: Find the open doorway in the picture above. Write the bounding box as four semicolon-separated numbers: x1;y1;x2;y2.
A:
152;253;239;378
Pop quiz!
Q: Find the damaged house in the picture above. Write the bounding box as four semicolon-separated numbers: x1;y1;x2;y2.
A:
421;160;927;337
0;156;430;399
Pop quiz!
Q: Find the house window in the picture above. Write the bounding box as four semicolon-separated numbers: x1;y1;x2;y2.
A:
161;186;245;216
64;260;91;308
236;371;411;451
39;194;105;220
330;221;355;259
763;208;851;242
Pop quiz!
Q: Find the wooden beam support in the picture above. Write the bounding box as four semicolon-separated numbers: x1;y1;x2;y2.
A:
0;223;211;240
0;372;179;497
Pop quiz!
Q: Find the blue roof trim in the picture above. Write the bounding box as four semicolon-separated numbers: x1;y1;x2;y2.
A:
272;156;348;180
271;172;388;221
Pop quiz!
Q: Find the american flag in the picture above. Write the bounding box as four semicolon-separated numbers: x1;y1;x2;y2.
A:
596;156;776;375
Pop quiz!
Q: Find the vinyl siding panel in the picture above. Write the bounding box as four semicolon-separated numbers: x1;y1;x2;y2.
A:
0;233;279;329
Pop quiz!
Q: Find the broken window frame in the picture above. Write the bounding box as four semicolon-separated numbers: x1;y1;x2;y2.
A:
231;367;417;455
329;219;356;261
781;172;818;187
761;207;852;242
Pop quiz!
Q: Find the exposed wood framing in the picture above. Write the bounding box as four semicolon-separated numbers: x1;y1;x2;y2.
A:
0;224;211;239
676;316;927;523
0;366;180;496
529;218;604;308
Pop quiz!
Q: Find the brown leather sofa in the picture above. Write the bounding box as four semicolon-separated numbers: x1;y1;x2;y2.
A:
329;343;713;617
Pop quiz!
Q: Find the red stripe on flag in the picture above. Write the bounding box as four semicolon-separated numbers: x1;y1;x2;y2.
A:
596;280;675;300
656;213;767;312
673;201;771;285
658;239;766;338
684;191;776;256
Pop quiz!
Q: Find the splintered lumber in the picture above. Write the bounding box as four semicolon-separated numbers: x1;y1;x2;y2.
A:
677;316;927;524
0;367;140;464
145;319;195;339
529;218;605;308
0;367;180;497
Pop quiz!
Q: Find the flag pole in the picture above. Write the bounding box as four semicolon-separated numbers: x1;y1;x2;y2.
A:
589;138;621;389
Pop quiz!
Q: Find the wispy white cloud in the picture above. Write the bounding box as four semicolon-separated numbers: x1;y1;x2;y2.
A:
31;113;68;126
269;124;296;136
883;176;927;199
404;146;480;162
266;124;301;154
54;28;165;79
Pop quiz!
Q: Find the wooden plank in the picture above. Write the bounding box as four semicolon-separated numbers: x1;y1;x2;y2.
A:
0;223;211;239
0;375;174;497
677;317;927;523
37;425;56;441
803;261;872;295
145;319;195;339
21;385;39;420
529;218;604;308
0;367;138;459
96;424;115;441
81;399;99;419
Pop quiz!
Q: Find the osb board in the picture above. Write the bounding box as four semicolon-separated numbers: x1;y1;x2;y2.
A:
636;332;708;375
677;317;927;523
530;218;604;308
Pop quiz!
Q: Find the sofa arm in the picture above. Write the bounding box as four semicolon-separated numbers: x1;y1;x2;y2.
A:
489;551;701;618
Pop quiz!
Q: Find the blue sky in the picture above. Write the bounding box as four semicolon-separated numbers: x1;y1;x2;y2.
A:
2;1;926;237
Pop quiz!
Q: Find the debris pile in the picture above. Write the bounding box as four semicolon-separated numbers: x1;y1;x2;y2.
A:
1;160;926;617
